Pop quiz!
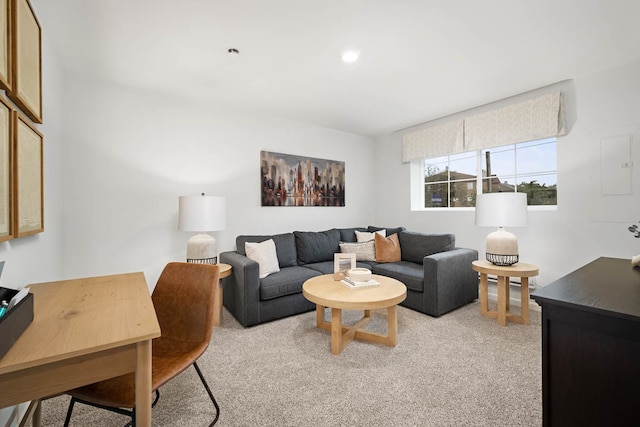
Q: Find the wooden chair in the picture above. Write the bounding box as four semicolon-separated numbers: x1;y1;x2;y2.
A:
63;262;221;426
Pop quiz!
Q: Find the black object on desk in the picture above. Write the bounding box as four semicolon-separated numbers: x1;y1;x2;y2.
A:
0;287;34;359
531;257;640;427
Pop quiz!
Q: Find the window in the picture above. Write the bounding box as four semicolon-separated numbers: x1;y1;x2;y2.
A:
419;137;557;208
424;151;477;208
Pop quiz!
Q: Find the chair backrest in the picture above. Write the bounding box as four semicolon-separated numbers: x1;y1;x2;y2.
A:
152;262;220;344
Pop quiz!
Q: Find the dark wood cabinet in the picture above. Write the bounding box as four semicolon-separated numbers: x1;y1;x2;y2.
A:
531;257;640;426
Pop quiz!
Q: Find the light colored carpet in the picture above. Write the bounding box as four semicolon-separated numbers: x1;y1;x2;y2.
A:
39;302;542;426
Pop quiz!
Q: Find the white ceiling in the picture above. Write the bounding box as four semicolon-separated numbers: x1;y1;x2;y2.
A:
31;0;640;137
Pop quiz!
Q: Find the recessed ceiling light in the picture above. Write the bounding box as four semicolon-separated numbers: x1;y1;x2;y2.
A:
341;49;360;63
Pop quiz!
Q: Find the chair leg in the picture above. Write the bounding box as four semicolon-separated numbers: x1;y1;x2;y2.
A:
152;389;160;407
193;361;220;426
62;386;165;426
63;397;76;427
64;395;135;427
128;408;135;427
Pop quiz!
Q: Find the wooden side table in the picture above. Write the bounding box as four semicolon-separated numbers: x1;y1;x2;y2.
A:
472;260;539;326
214;263;232;326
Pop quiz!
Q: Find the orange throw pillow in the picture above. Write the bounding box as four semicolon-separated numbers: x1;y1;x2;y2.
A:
375;233;402;263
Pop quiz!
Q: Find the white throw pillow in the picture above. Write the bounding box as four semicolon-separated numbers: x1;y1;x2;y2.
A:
245;239;280;278
339;241;376;262
355;229;386;242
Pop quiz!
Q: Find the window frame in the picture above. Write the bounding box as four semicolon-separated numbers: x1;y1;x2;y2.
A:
411;138;558;211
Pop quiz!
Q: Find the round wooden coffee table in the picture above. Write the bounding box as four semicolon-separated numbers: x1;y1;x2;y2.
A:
302;274;407;355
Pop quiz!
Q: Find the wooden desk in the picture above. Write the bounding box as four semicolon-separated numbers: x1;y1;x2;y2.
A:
531;257;640;426
0;272;161;427
472;260;538;326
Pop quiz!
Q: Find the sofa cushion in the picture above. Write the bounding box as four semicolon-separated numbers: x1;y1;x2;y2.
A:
302;261;336;275
338;227;368;243
245;239;281;278
356;260;377;269
236;233;297;267
375;233;402;263
294;229;340;264
259;266;321;300
368;225;406;236
339;240;376;261
398;231;456;264
372;261;424;292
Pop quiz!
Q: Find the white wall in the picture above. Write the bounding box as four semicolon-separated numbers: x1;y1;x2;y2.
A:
61;74;376;288
373;59;640;287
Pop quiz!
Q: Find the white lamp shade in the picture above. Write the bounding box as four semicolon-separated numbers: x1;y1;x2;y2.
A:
178;195;227;232
475;192;528;228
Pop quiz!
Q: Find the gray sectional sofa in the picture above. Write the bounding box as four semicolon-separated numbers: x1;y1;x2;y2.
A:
219;226;478;327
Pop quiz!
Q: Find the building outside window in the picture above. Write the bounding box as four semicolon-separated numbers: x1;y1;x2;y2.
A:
421;137;557;208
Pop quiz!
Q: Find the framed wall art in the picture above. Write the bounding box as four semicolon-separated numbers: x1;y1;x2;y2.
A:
13;110;42;237
0;0;11;91
0;96;11;241
8;0;41;124
260;150;345;207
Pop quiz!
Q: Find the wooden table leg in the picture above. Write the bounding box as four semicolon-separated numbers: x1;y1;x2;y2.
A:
497;275;507;326
520;277;530;324
479;272;488;315
316;305;325;327
135;340;153;427
331;308;343;355
505;276;510;311
21;399;41;427
387;305;398;346
213;281;223;326
33;400;41;427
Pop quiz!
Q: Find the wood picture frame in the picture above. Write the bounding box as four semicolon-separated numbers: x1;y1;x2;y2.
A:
333;253;356;280
0;0;11;91
13;110;42;237
0;96;12;241
8;0;41;124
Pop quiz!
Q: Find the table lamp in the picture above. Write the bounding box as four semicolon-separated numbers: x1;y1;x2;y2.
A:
178;194;226;264
475;192;528;266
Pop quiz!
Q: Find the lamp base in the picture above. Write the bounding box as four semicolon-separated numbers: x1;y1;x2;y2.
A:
485;227;519;266
486;253;519;266
186;233;218;264
187;257;218;265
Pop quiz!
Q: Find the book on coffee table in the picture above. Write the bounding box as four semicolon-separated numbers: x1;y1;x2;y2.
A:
341;278;380;289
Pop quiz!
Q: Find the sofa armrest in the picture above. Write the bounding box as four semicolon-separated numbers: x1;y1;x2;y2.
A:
422;248;479;316
219;251;261;327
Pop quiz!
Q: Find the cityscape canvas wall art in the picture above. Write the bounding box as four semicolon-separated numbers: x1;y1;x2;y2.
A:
261;151;345;207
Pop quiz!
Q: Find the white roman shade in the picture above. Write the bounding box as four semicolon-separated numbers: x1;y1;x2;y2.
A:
402;119;464;162
401;91;567;162
464;92;566;151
